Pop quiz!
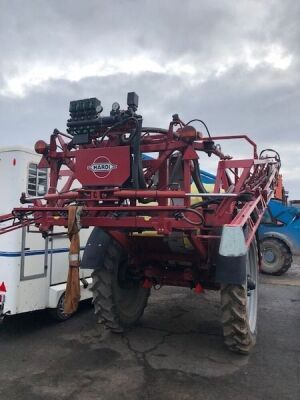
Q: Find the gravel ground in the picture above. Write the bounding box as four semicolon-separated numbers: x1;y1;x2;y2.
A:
0;265;299;400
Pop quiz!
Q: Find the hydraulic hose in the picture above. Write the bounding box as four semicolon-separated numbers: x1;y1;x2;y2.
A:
131;119;147;189
192;159;208;194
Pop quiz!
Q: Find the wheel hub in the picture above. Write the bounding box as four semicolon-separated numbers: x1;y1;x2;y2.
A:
264;249;276;263
247;275;256;293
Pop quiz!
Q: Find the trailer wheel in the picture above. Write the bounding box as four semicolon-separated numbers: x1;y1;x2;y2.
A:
91;240;150;332
221;239;258;354
260;238;292;276
48;292;75;321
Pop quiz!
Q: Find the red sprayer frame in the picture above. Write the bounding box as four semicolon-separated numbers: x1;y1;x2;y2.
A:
0;116;280;289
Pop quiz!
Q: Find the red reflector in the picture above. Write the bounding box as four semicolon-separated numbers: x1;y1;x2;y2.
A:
0;282;6;292
194;283;203;294
13;158;16;166
142;278;152;289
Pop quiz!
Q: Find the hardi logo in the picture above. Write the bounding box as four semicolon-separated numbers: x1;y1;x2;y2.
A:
88;156;117;178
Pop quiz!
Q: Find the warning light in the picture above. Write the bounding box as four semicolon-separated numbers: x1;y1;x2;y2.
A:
35;140;49;155
0;282;7;292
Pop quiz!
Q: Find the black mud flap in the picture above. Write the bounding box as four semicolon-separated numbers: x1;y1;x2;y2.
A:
216;254;247;285
81;228;112;269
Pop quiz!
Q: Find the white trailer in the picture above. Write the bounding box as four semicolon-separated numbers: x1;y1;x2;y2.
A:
0;146;93;320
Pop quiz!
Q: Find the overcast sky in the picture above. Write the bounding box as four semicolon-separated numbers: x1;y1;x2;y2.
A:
0;0;299;197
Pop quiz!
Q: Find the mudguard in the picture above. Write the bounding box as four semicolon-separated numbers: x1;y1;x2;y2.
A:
81;228;112;269
216;254;247;284
215;226;248;285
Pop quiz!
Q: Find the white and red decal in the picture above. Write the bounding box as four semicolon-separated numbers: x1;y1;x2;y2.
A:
87;156;117;179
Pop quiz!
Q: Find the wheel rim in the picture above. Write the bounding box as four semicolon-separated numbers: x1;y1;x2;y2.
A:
264;248;276;263
113;260;145;318
246;243;258;333
57;294;71;320
261;242;283;273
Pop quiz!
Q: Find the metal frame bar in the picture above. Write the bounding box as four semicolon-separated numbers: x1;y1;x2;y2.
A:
0;128;280;264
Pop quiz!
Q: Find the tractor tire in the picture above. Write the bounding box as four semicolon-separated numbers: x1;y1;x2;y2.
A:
221;239;258;354
260;238;292;276
91;239;150;332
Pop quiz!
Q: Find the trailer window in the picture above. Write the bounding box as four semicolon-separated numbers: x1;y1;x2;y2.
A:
27;163;48;196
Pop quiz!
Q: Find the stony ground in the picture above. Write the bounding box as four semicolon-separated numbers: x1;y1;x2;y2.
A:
0;265;299;400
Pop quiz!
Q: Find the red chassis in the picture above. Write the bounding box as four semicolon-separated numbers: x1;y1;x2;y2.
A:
0;119;279;289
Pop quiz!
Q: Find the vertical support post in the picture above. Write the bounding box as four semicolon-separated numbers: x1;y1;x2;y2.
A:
48;134;60;200
183;159;191;207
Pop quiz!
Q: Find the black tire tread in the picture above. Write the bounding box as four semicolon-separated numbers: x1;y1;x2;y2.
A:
221;284;255;354
91;240;150;333
220;240;258;354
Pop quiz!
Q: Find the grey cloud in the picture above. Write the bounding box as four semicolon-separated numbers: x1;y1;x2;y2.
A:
1;1;299;67
0;64;298;147
0;1;299;197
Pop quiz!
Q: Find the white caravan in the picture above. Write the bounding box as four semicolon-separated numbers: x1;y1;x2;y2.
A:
0;146;93;321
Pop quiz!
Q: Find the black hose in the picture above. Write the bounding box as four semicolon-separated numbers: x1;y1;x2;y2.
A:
94;115;145;189
259;148;281;168
192;159;208;194
131;119;147;189
142;127;168;134
191;198;221;209
99;117;138;144
186;119;212;139
131;129;140;189
182;213;204;226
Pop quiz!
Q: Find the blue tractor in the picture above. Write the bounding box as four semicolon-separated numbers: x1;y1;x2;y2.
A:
258;199;300;275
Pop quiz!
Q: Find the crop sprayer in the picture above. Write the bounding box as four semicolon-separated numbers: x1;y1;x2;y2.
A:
0;92;280;353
